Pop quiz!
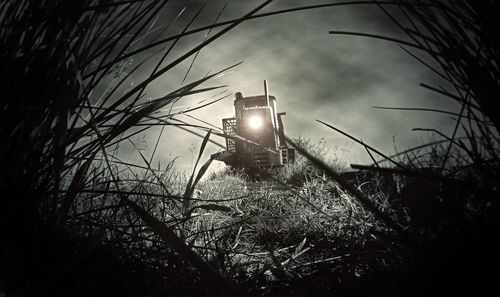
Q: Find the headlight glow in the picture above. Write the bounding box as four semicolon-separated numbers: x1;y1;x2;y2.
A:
248;115;263;129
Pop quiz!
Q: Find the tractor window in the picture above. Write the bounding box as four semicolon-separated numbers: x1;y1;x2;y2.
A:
244;98;266;107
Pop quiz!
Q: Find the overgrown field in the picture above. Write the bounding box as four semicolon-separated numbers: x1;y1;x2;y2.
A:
1;1;499;296
46;150;413;296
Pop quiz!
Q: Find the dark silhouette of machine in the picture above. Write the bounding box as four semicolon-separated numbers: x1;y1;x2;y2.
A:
213;81;295;168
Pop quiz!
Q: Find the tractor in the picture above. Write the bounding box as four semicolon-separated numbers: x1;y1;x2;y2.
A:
213;81;295;169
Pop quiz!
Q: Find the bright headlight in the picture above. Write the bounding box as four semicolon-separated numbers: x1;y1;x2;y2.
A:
248;115;263;129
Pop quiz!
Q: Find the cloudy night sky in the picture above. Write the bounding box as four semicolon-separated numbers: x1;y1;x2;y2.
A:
95;0;460;173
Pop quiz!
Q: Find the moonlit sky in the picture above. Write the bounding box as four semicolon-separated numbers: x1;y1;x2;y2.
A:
104;1;460;174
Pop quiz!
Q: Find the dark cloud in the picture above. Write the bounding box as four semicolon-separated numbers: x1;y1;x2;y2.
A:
112;1;459;172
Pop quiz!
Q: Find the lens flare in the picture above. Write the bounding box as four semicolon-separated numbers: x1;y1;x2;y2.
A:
248;116;263;129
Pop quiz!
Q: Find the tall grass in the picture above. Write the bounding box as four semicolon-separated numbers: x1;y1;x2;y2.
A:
2;0;499;296
276;137;349;186
0;1;274;295
1;1;397;295
309;1;500;295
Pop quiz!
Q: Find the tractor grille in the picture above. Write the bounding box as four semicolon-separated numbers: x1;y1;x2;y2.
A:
253;151;271;167
281;148;288;164
222;118;237;153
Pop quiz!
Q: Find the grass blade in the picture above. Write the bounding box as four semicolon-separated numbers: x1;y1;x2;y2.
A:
121;196;244;296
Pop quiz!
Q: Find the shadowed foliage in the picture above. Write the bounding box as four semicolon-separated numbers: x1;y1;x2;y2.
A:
1;0;499;296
